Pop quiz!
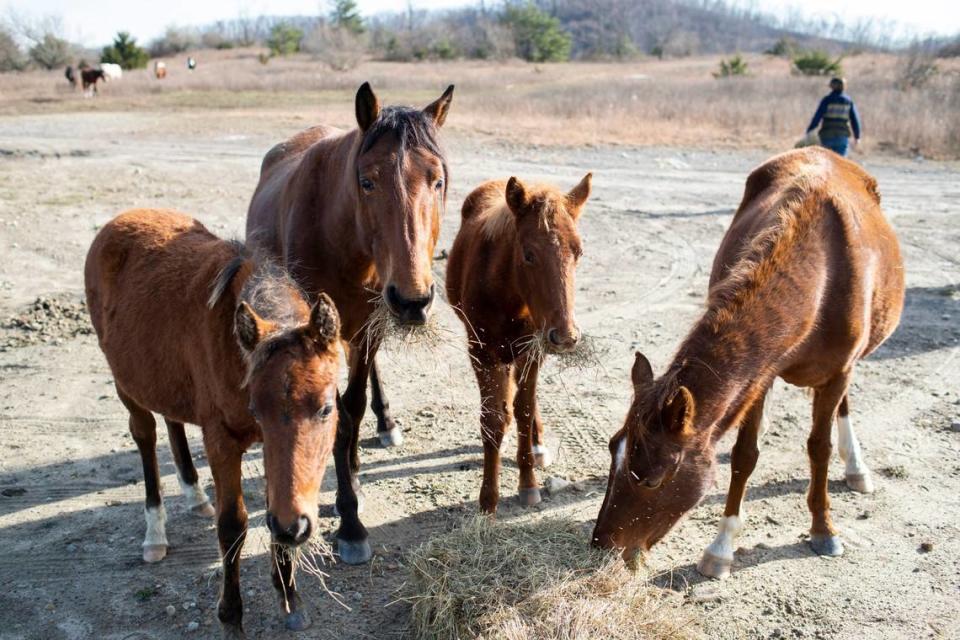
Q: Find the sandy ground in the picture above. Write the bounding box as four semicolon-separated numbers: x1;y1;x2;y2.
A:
0;110;958;640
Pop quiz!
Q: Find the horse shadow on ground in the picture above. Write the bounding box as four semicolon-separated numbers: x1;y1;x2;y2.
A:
870;285;960;361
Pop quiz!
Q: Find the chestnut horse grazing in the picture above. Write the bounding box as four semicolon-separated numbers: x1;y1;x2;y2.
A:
85;210;341;633
593;148;904;578
446;174;592;513
246;83;453;564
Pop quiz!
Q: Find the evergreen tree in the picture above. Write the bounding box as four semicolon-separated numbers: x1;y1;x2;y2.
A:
330;0;365;35
101;32;149;70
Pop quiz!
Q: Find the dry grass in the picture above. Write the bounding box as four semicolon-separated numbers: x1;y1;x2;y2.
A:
1;49;958;157
405;516;699;640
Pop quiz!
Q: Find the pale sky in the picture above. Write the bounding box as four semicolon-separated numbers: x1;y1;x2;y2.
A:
2;0;957;47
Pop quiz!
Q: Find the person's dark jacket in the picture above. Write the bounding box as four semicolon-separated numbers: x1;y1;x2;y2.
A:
807;91;861;140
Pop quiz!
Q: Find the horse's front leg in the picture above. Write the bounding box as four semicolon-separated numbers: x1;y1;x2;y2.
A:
271;544;309;630
333;388;372;565
205;432;248;635
513;354;542;507
473;360;515;514
370;357;403;447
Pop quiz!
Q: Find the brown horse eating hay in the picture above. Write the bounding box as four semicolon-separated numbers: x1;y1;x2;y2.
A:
446;174;592;513
85;209;342;633
246;82;453;564
592;148;904;577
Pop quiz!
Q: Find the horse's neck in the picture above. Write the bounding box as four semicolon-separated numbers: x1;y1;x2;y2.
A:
673;288;816;439
298;131;368;270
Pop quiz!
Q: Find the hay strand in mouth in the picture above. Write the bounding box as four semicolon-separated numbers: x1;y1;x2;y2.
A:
404;516;698;640
355;289;456;362
513;332;607;381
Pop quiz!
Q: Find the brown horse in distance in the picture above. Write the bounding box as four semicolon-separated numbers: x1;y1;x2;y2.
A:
446;174;592;513
592;147;904;577
246;83;453;564
85;209;342;633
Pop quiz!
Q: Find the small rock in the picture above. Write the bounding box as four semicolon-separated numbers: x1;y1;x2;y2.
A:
66;543;78;553
688;583;721;603
246;589;255;597
857;511;871;520
165;605;176;616
919;541;934;553
950;422;960;433
543;476;572;494
351;591;363;601
755;542;772;550
186;621;199;632
417;409;436;419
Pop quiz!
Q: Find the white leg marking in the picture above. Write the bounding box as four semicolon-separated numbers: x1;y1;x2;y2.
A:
837;415;873;492
142;504;169;562
698;515;743;579
178;475;212;510
532;444;553;468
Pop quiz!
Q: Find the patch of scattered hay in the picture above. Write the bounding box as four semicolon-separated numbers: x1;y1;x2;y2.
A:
406;517;699;640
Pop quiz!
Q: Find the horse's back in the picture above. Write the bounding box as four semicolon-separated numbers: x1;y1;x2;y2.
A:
86;209;233;417
446;180;508;310
714;148;904;378
246;125;345;255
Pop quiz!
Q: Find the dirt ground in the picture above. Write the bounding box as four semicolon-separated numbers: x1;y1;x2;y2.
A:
0;110;958;640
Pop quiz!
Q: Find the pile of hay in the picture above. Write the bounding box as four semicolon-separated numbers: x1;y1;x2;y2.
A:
406;517;699;640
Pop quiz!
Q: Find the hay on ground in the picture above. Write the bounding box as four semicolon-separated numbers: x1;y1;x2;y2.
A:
405;517;699;640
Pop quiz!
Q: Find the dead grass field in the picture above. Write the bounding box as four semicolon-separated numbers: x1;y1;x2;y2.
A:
1;49;958;157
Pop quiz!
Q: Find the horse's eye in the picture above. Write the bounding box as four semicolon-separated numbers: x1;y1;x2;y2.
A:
522;248;535;265
359;177;375;193
317;402;334;421
435;178;444;191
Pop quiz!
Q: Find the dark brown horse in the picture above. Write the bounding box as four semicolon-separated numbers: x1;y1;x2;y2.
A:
85;209;342;633
446;174;592;513
246;83;453;564
592;148;904;577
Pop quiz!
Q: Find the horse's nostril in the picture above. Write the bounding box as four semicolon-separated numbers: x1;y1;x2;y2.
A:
548;329;562;346
293;515;311;543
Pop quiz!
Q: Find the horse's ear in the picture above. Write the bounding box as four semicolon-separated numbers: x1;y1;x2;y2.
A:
308;292;341;348
661;386;696;438
566;172;592;218
355;82;380;132
505;177;528;216
631;351;654;389
423;84;454;128
235;302;274;352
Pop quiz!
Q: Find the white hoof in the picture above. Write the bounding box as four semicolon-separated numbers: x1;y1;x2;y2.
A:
143;544;167;563
191;501;216;517
532;444;553;468
379;427;404;448
696;550;733;579
845;472;874;494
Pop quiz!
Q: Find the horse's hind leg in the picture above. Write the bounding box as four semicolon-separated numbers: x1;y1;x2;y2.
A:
116;386;167;563
698;392;765;579
807;373;850;557
370;358;403;447
836;395;874;493
165;419;215;517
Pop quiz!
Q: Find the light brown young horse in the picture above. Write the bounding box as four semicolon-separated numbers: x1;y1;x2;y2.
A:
246;83;453;564
593;148;904;577
446;174;592;513
85;209;341;633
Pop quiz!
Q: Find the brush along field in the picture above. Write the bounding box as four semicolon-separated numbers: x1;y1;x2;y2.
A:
0;88;959;639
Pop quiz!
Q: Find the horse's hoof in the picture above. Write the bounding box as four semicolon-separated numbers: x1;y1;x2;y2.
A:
518;487;542;507
845;472;874;494
332;492;365;518
379;427;404;448
221;624;246;640
142;544;167;563
284;610;311;631
809;534;845;557
191;501;216;518
532;444;553;468
696;551;733;579
336;538;372;565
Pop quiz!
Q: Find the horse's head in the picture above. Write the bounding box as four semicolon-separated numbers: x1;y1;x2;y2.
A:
354;82;454;326
235;292;341;548
505;174;591;354
592;352;714;560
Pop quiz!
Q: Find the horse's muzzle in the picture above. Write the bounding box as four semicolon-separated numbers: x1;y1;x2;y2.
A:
385;284;435;325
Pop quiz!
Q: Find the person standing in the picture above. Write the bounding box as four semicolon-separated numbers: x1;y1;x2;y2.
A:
806;77;861;157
